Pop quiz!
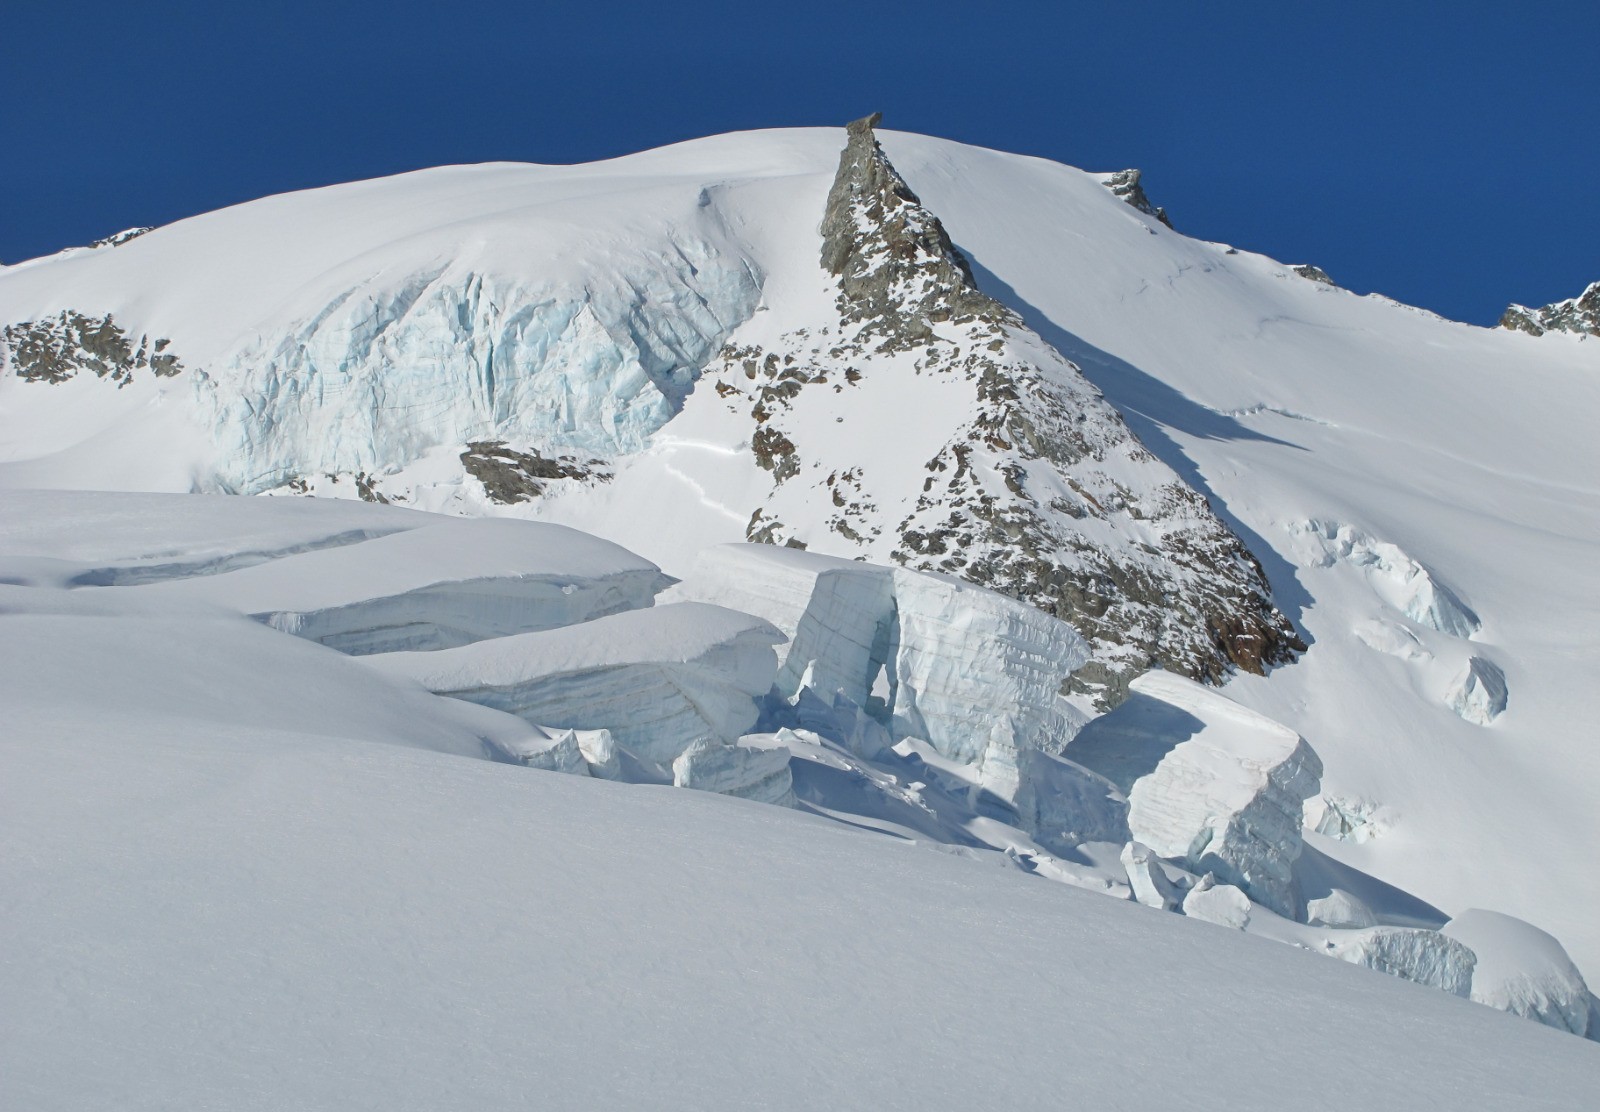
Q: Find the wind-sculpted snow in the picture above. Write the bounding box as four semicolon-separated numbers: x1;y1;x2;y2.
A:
1066;671;1322;918
1443;910;1594;1036
143;517;670;654
365;602;784;764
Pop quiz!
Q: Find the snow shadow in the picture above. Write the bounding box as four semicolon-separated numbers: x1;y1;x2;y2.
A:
964;259;1315;643
1060;691;1205;793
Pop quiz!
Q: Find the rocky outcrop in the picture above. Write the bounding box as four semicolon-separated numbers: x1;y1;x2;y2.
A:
1;310;185;386
1499;281;1600;338
711;115;1302;708
88;226;154;249
1103;169;1173;229
1292;264;1336;286
460;441;610;504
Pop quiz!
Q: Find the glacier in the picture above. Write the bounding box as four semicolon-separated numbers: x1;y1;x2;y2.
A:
1066;670;1323;919
364;601;785;765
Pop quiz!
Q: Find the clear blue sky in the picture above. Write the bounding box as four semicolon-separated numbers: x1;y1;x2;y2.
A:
4;1;1594;325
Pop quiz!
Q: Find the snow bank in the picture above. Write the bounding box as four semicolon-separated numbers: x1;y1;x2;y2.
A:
1328;927;1477;997
151;517;670;654
1066;671;1323;918
364;602;784;764
1446;656;1509;725
1442;910;1592;1036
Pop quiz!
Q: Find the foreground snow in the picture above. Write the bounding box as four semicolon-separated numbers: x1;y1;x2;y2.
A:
6;717;1598;1111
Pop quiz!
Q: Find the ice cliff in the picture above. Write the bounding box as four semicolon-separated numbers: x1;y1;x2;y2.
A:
1067;670;1322;918
365;602;784;765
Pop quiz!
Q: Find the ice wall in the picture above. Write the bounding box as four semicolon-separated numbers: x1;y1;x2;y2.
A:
365;602;784;764
1066;671;1322;919
195;247;760;493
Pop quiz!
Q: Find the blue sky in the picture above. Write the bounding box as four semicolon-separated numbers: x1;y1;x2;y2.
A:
4;1;1594;325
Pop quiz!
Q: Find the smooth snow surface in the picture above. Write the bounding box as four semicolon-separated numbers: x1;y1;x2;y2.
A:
7;721;1600;1111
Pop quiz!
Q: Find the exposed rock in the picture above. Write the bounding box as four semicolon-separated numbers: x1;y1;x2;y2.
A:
1445;656;1508;725
713;115;1302;709
460;440;608;504
1292;264;1336;286
1103;169;1173;229
88;226;154;249
1499;281;1600;338
1;310;185;386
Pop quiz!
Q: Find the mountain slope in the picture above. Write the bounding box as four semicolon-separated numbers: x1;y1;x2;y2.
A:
2;123;1597;985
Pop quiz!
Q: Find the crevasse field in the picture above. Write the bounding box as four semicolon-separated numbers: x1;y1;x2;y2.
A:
2;124;1598;1107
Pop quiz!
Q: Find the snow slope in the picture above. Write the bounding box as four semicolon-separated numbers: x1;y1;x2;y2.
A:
2;123;1597;988
7;695;1599;1110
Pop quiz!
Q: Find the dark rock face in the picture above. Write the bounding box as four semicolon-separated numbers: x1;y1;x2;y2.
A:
1500;281;1600;338
1;311;185;386
459;441;609;503
712;115;1302;707
1292;264;1336;286
88;227;154;249
1104;169;1173;229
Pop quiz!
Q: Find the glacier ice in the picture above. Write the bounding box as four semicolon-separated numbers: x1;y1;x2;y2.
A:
679;544;892;705
1066;670;1323;919
193;243;762;493
1291;520;1480;637
364;602;784;765
674;736;796;807
1182;875;1251;930
1122;841;1182;911
1442;909;1592;1036
1327;927;1477;997
493;725;591;776
678;544;1089;765
1305;889;1378;930
148;517;671;654
1445;656;1508;725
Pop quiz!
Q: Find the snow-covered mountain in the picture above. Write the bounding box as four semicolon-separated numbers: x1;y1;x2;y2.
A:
4;117;1600;1097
